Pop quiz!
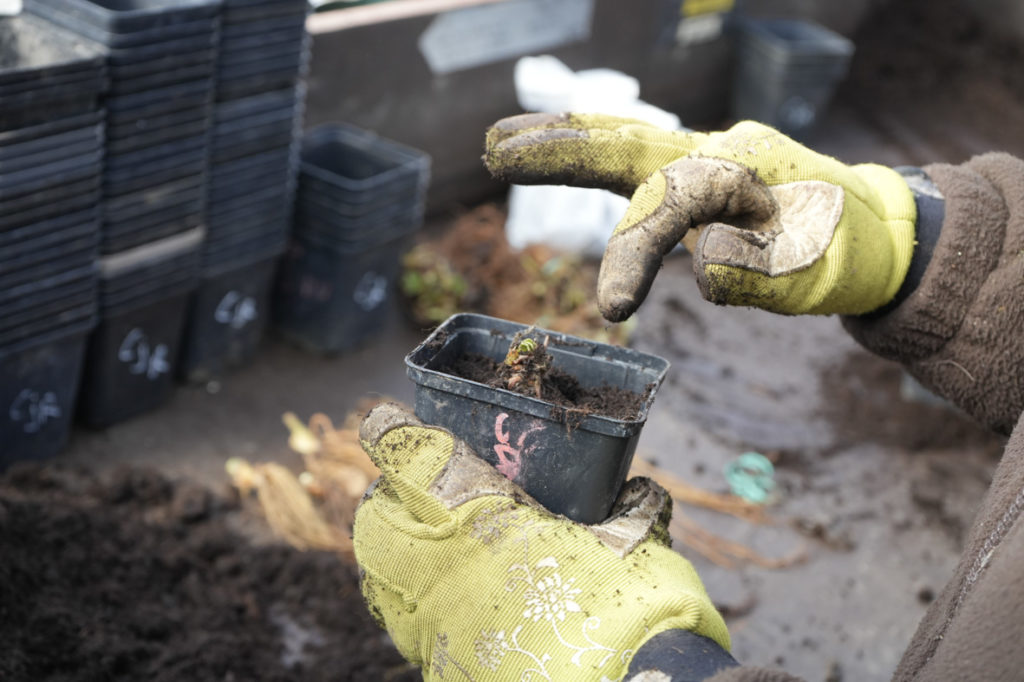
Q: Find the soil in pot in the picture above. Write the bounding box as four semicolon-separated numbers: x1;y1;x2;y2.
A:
439;330;649;422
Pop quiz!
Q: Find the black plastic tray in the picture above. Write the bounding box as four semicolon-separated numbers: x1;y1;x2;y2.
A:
106;104;209;138
0;286;96;336
0;206;98;248
213;101;296;133
28;0;220;34
0;12;106;85
405;313;670;523
213;84;300;121
0;326;90;465
206;210;289;246
0;263;96;304
273;233;405;353
0;274;95;320
105;185;203;223
104;134;207;174
206;190;289;225
216;68;302;101
0;298;95;348
108;49;215;84
27;0;218;48
220;11;306;40
3;220;98;261
79;290;191;428
0;227;97;274
0;153;101;203
108;61;215;96
0;248;97;292
202;233;287;276
0;65;103;98
102;154;205;196
1;87;102;129
299;123;430;196
104;77;213;112
217;49;302;81
99;271;197;315
100;244;200;292
101;218;202;255
0;132;102;175
207;182;291;217
217;39;302;71
204;216;290;251
105;31;217;66
0;109;102;146
0;182;100;231
217;26;306;64
208;145;291;179
210;130;295;164
223;0;306;24
103;175;202;212
0;119;101;161
106;117;210;155
178;256;277;382
209;170;289;206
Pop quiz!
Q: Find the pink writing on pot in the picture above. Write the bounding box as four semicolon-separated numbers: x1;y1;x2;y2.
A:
492;413;543;481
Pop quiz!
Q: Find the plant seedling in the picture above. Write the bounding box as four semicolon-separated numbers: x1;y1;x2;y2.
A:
497;330;551;399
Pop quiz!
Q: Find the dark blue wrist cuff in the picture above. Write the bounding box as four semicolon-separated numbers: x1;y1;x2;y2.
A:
866;166;945;317
626;630;739;681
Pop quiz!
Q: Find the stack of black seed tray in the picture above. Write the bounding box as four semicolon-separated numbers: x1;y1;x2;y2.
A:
275;123;431;354
79;230;202;427
178;0;310;383
25;0;219;426
0;12;105;464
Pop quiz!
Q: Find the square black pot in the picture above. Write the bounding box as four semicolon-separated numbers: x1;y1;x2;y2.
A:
405;313;670;524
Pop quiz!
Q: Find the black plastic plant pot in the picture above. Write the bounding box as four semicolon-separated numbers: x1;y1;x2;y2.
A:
405;313;670;524
178;256;277;383
273;234;406;354
0;325;91;467
78;290;190;428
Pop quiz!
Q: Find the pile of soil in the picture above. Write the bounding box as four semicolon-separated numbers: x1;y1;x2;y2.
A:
0;464;417;682
442;352;647;421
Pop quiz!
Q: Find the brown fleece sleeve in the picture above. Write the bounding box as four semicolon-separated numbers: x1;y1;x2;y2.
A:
843;153;1024;435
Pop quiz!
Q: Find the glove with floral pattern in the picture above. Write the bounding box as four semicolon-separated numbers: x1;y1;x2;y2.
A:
352;402;729;681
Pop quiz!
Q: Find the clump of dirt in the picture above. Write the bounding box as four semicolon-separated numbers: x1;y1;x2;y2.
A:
0;463;416;682
441;351;647;421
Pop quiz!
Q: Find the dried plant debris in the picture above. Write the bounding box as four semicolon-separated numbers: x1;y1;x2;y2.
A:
400;204;635;345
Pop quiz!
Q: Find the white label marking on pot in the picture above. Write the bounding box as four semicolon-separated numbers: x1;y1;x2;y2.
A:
214;290;259;330
418;0;594;75
118;328;170;380
353;271;389;312
9;389;61;434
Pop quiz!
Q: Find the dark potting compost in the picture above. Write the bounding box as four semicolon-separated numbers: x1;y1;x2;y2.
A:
0;464;417;682
442;350;648;422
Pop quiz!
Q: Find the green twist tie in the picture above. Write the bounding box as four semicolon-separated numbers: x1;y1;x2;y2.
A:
724;452;775;504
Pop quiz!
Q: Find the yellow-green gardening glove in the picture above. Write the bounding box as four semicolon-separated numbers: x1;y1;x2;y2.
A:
485;114;917;321
353;402;729;681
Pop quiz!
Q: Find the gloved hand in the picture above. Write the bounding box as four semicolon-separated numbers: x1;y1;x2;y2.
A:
485;114;917;320
353;402;728;681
